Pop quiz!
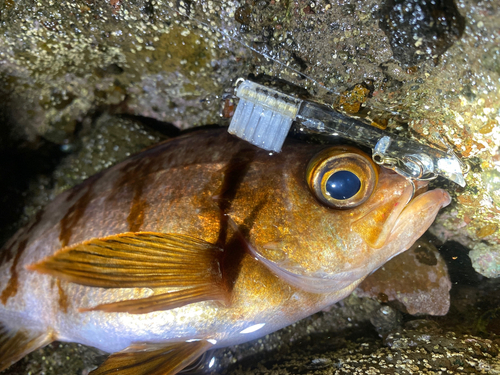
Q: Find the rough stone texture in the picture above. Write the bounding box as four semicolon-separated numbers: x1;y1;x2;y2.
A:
379;0;465;66
1;0;500;373
0;0;249;143
468;241;500;278
1;0;500;276
1;342;105;375
356;238;452;316
214;328;500;374
47;113;167;194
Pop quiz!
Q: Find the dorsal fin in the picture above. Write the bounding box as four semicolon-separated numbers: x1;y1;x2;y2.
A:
28;232;229;313
0;322;53;371
89;340;214;375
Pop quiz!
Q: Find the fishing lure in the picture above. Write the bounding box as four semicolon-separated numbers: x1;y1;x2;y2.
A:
228;79;467;187
164;2;467;187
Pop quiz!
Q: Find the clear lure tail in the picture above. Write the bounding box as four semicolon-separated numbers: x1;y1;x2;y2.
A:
228;79;467;187
228;79;303;152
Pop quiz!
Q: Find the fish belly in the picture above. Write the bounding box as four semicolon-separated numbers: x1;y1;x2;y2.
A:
2;243;356;354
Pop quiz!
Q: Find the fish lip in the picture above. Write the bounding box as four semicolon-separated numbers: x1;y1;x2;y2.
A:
391;188;451;238
349;176;416;250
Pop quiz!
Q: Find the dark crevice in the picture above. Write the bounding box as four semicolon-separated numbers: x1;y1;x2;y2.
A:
0;106;65;249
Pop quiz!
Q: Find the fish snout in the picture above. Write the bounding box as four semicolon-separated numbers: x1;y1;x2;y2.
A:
350;168;447;250
392;188;451;237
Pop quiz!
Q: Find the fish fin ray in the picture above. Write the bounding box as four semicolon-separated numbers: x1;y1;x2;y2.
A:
28;232;224;289
81;285;228;314
0;322;53;371
89;340;213;375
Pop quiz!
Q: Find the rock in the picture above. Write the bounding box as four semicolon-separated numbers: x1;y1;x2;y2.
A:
1;342;105;375
356;238;452;315
2;0;500;273
379;0;465;66
0;0;248;143
49;113;167;193
369;305;403;336
211;324;500;374
469;242;500;278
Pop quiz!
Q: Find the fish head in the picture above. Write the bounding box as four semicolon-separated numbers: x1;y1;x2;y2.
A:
239;143;451;293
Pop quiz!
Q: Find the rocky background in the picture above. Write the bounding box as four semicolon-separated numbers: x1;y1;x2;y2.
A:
1;0;500;373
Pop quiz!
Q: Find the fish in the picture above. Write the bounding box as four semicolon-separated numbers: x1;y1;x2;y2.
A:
0;128;450;374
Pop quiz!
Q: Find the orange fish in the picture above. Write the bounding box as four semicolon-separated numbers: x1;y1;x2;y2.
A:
0;129;450;374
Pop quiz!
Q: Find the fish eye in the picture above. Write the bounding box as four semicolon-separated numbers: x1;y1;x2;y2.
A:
306;146;378;209
325;170;361;200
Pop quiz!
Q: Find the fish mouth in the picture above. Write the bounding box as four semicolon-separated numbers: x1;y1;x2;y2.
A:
388;188;451;249
249;187;451;294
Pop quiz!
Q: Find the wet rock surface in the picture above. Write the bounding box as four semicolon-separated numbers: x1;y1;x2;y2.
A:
1;0;500;373
0;0;248;142
217;328;500;374
1;0;500;275
379;0;465;66
356;238;452;316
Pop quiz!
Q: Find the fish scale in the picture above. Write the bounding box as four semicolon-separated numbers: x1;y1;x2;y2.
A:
0;129;450;374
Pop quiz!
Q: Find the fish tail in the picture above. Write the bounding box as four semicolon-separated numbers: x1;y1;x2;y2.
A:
0;319;53;371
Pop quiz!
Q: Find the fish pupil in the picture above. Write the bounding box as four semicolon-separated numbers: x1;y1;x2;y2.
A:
326;171;361;200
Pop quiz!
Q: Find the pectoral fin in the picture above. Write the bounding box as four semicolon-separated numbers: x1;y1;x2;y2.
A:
28;232;228;313
28;232;223;288
89;340;213;375
0;322;53;371
81;285;227;314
